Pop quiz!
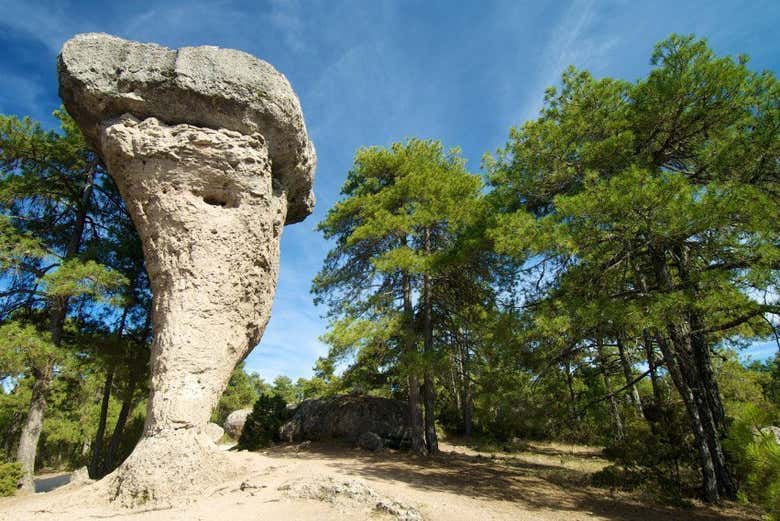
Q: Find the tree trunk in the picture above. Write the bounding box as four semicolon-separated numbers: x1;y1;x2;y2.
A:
103;380;136;476
650;247;735;501
642;333;664;408
402;269;426;455
421;229;438;454
673;245;736;499
564;359;581;422
616;337;643;417
15;365;52;492
656;332;720;502
89;366;114;478
460;342;473;438
596;339;624;441
90;305;128;478
15;164;95;492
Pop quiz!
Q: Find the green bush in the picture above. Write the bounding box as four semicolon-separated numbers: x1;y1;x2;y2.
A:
726;404;780;520
0;460;22;496
238;393;289;450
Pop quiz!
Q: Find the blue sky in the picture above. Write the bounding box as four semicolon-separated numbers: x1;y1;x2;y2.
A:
1;0;778;380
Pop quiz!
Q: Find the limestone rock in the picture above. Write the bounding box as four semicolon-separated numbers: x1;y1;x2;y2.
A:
225;408;253;439
69;466;92;486
58;33;315;505
58;32;315;223
280;395;410;448
279;475;423;521
205;422;224;443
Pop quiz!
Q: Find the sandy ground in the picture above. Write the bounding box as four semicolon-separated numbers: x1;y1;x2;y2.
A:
0;441;761;521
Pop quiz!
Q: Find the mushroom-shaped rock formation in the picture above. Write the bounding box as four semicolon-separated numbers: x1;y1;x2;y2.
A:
58;32;314;224
58;33;315;505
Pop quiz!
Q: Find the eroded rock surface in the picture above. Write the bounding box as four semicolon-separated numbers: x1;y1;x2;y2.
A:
58;32;315;223
57;33;315;506
279;475;423;521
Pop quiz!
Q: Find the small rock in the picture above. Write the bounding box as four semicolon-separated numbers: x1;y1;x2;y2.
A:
69;466;92;485
224;409;252;438
357;431;384;452
205;422;224;442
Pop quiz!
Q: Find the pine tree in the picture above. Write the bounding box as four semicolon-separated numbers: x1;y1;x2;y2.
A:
0;110;131;489
487;35;779;501
314;138;483;454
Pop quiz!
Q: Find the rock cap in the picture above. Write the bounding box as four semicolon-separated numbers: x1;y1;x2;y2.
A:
58;32;315;223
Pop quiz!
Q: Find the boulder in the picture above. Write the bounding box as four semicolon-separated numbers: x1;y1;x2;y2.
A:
205;422;224;443
280;395;410;448
357;431;384;452
225;409;252;439
58;33;315;224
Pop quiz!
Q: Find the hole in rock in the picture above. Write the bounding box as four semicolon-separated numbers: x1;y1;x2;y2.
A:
203;195;227;207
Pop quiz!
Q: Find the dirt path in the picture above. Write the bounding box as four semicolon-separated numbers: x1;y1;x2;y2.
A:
0;441;761;521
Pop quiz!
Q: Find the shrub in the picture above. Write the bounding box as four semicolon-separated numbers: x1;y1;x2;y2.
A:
726;403;780;520
238;393;289;450
0;460;22;496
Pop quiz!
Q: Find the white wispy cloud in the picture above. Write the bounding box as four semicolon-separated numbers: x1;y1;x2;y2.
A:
516;0;620;123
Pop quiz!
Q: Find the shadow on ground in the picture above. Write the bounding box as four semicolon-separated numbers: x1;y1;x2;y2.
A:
265;441;759;521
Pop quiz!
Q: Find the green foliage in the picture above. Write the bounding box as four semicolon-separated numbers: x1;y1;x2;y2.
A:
0;459;21;496
485;32;778;501
41;259;127;303
0;107;152;481
0;321;56;377
238;394;289;450
314;137;490;446
726;403;780;520
212;362;259;426
271;375;297;403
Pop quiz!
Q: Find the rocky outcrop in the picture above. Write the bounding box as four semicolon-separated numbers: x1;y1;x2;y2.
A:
58;33;314;224
58;33;315;506
280;395;410;448
224;409;252;439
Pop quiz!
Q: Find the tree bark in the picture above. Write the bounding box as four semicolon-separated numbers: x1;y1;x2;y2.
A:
616;337;644;417
402;268;426;455
459;342;473;438
650;247;735;501
673;244;736;499
15;365;52;492
564;359;580;422
596;338;624;441
89;366;114;478
421;227;438;454
103;379;136;476
90;305;128;478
